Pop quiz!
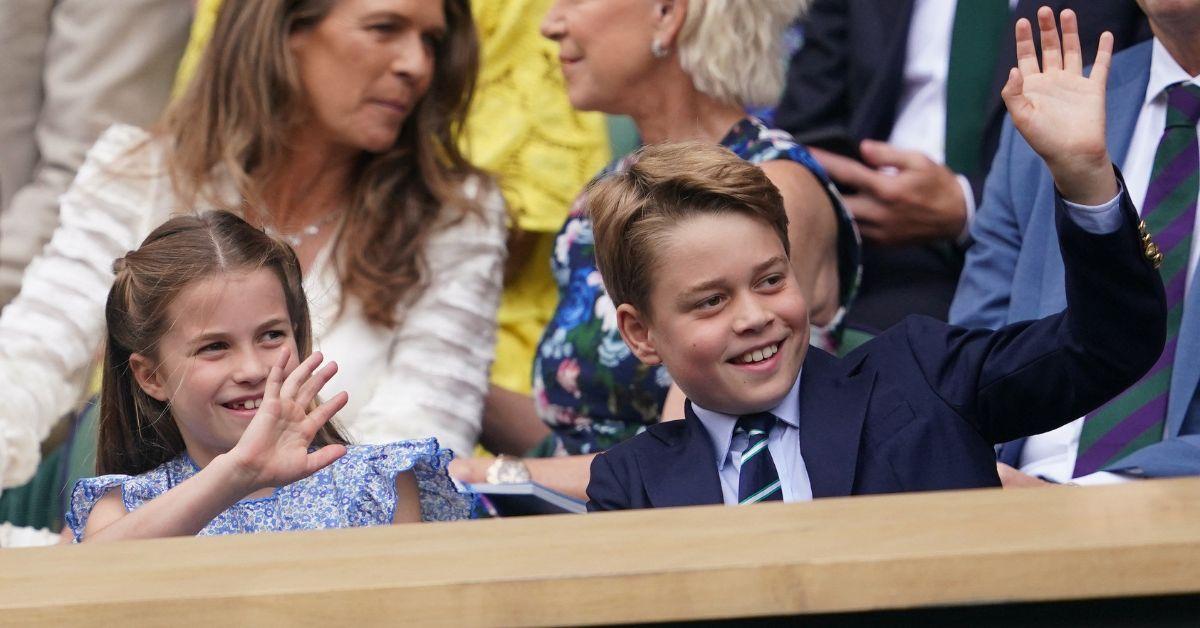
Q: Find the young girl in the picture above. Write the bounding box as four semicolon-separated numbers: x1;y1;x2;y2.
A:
66;211;471;542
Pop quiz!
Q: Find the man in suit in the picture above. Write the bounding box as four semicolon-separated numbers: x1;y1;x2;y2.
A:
584;10;1166;510
0;0;192;309
952;0;1200;482
776;0;1148;333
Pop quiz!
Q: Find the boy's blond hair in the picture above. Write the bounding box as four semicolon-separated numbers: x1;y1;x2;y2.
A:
588;142;789;315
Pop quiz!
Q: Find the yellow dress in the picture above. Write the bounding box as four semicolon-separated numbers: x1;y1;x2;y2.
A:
461;0;610;392
175;0;610;394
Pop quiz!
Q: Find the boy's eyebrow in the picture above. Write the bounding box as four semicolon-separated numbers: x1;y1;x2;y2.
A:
677;278;727;301
753;255;789;274
676;255;789;301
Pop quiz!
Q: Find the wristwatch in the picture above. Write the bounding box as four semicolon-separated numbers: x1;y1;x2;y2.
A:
485;454;532;484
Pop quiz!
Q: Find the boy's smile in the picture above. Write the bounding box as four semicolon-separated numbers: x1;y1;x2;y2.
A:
618;213;810;416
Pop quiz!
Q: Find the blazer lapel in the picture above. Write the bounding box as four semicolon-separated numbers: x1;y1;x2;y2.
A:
1104;40;1151;165
1168;266;1200;438
797;350;875;498
638;406;724;508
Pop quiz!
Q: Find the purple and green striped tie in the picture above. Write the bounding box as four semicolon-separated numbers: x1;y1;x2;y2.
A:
1073;82;1200;477
735;413;783;504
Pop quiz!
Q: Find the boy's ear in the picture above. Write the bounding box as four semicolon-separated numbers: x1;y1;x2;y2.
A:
616;303;661;365
129;353;168;402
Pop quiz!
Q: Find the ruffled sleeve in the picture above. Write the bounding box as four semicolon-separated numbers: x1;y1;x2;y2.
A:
64;475;129;543
340;439;474;523
64;460;175;541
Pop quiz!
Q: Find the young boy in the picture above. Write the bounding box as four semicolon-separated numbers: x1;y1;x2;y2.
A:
584;12;1168;510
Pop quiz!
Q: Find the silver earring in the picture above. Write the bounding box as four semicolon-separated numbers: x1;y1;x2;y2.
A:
651;39;669;59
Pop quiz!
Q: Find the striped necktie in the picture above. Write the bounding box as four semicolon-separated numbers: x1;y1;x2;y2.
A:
1074;82;1200;477
735;413;783;504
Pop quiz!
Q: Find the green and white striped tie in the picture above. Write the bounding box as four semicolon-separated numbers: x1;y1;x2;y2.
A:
735;413;783;505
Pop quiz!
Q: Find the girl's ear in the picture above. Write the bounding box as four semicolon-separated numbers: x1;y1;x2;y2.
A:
129;353;168;402
616;303;661;365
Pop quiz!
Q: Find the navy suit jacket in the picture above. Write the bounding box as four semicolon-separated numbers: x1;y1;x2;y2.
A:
775;0;1149;332
588;193;1166;510
952;41;1200;477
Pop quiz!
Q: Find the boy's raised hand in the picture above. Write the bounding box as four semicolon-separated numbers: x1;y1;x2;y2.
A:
1003;7;1118;206
229;348;348;491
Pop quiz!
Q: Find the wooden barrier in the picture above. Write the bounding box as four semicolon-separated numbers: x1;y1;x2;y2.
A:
1;479;1199;625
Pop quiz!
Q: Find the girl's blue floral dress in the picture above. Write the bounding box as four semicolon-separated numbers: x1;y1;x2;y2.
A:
66;439;471;541
533;116;862;456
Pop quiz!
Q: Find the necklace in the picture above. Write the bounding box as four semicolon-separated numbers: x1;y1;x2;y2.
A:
264;211;342;248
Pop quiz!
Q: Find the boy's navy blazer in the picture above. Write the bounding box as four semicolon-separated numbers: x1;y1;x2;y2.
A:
587;189;1168;511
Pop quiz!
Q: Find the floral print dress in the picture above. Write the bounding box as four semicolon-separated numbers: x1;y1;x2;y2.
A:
533;117;861;455
65;439;472;541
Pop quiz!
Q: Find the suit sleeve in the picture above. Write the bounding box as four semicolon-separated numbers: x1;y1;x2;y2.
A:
949;118;1024;329
774;0;851;139
585;452;631;512
903;181;1166;444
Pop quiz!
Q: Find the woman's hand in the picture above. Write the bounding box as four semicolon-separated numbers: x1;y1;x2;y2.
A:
226;349;348;492
1002;7;1117;205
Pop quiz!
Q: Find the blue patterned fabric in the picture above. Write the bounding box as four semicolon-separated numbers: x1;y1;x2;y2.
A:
66;439;471;541
533;116;862;456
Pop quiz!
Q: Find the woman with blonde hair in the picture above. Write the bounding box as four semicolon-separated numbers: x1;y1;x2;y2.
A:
452;0;860;499
0;0;506;492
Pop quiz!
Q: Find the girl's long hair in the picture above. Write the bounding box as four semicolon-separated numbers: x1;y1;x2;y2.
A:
99;211;348;476
161;0;486;328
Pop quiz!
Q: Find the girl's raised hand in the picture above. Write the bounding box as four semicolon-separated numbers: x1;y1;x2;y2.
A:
1002;7;1118;205
228;348;348;491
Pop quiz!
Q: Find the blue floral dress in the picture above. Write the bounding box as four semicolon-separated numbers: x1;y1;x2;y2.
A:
66;439;472;541
533;116;861;455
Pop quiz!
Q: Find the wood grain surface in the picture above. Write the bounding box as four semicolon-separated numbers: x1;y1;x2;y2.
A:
2;479;1198;626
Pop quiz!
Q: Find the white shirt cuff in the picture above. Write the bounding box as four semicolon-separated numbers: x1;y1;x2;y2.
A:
955;174;976;245
1061;183;1125;235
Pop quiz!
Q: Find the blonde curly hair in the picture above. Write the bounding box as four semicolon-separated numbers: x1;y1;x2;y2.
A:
676;0;809;107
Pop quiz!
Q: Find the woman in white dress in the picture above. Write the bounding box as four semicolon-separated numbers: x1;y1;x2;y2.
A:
0;0;506;493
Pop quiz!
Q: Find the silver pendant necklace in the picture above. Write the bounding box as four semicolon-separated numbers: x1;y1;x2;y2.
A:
265;211;342;248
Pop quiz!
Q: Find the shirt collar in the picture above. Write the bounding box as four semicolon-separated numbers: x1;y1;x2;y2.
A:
692;369;803;470
1145;38;1200;108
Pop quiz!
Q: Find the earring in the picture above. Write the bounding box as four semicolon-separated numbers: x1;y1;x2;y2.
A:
651;39;669;59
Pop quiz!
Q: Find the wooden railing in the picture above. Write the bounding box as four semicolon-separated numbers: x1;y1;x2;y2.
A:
2;479;1199;625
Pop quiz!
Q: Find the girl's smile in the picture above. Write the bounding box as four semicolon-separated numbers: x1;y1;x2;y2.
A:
220;395;265;420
